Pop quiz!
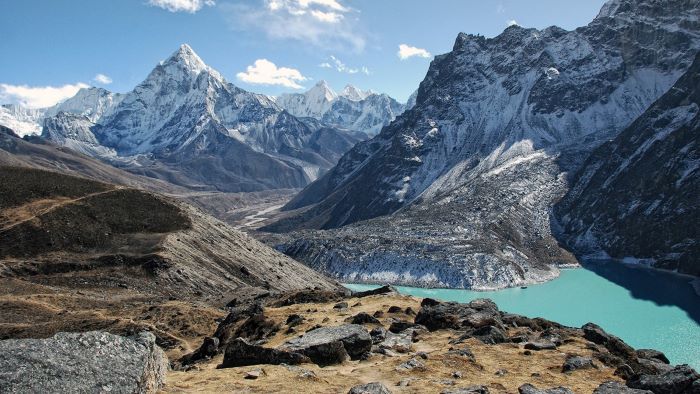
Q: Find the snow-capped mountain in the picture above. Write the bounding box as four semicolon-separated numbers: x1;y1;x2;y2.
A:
277;81;405;135
0;87;123;138
2;44;366;193
0;105;44;137
276;81;338;119
339;85;373;101
556;52;700;277
266;0;700;289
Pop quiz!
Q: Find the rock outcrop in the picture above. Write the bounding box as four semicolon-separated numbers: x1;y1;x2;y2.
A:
0;331;167;394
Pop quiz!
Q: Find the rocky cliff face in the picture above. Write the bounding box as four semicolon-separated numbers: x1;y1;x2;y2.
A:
265;0;700;288
556;52;700;276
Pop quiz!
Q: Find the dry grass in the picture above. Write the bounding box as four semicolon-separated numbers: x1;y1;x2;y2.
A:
164;293;621;393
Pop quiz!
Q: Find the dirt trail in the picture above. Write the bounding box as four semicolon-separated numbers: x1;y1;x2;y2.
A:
0;188;121;232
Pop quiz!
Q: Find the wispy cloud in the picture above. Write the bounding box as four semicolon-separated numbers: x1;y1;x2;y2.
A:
319;55;369;75
223;0;365;52
0;83;89;108
147;0;215;13
236;59;308;89
397;44;431;60
93;74;113;85
507;19;519;26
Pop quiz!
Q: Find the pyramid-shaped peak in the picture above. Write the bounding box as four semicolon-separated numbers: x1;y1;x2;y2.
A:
163;43;208;75
340;84;372;101
308;80;337;101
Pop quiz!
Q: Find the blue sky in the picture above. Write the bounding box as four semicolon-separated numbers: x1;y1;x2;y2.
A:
0;0;608;107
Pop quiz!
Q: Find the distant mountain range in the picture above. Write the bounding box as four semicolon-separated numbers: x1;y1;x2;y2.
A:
0;45;405;193
265;0;700;288
276;81;407;136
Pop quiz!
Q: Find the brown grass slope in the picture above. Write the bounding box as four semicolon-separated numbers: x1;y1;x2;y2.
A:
0;166;339;353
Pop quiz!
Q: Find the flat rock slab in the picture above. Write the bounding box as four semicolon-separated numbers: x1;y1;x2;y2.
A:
0;331;168;394
281;324;372;364
348;382;393;394
221;338;310;368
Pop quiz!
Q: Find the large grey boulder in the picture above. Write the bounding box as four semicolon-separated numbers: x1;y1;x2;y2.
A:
518;384;574;394
0;331;168;394
593;382;653;394
627;364;700;394
281;324;372;366
220;338;310;368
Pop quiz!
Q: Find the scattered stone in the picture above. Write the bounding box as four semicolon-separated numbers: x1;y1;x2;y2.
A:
510;334;530;343
518;384;574;394
245;369;263;379
495;369;508;376
405;307;416;315
353;285;397;298
447;348;476;362
370;327;387;344
350;312;381;325
181;336;219;365
562;355;595;372
523;350;533;356
286;314;305;327
396;357;425;372
472;325;508;344
373;311;385;318
397;378;416;387
352;302;363;307
282;324;372;365
615;364;636;380
389;321;419;333
442;386;490;394
452;371;463;378
214;303;279;346
524;341;557;351
627;364;700;393
416;351;429;359
415;299;502;332
379;331;413;353
322;317;330;323
220;338;310;368
348;382;393;394
636;349;670;364
582;323;637;364
637;357;674;375
593;381;653;393
334;302;349;310
0;331;167;394
388;306;403;313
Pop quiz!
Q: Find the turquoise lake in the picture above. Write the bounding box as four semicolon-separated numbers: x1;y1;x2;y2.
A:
344;261;700;370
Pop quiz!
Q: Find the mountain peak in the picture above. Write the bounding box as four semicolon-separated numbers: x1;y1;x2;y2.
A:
162;43;208;75
340;84;371;101
308;80;337;101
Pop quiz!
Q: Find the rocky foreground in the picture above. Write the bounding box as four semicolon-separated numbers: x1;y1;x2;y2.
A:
2;287;698;393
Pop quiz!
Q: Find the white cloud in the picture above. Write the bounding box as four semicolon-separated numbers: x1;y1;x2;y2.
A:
223;0;365;52
496;4;505;14
0;83;89;109
507;19;519;26
310;10;342;23
93;74;113;85
236;59;308;89
148;0;215;13
397;44;431;60
320;55;369;75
